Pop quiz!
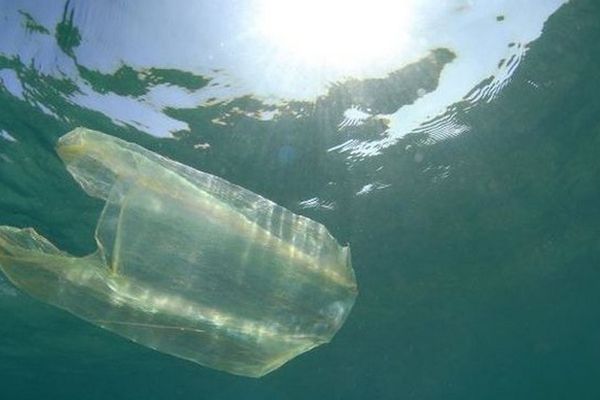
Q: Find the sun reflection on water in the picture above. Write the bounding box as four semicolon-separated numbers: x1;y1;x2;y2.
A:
254;0;415;73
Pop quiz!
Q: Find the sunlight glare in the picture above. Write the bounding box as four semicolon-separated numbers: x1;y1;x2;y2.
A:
255;0;415;72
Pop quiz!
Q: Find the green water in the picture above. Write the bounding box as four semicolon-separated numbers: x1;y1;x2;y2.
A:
1;1;600;399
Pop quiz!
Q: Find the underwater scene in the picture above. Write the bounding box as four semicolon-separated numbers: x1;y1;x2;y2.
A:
1;0;599;399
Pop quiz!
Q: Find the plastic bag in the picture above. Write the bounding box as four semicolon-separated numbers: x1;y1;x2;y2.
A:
0;127;357;377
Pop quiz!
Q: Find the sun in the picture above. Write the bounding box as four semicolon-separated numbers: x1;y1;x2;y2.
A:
254;0;415;73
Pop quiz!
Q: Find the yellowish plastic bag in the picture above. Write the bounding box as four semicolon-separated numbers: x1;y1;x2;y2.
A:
0;128;357;377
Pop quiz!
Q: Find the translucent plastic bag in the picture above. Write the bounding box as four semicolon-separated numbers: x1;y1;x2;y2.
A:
0;128;357;377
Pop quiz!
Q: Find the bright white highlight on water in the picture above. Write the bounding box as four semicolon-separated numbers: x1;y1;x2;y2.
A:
255;0;414;73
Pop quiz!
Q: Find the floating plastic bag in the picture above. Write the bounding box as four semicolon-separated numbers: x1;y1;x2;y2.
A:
0;128;357;377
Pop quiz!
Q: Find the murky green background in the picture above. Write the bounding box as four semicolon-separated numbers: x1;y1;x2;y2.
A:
1;1;599;399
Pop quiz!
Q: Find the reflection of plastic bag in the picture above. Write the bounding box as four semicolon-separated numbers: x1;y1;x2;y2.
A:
0;128;358;377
